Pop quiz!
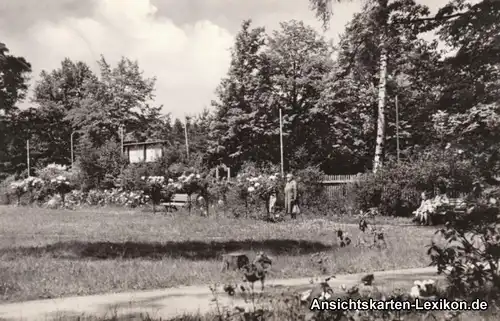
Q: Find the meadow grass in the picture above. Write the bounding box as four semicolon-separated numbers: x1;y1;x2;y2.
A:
0;205;435;303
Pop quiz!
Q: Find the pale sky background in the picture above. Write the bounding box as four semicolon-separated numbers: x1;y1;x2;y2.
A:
1;0;461;119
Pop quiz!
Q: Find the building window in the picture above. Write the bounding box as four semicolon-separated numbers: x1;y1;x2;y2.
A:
145;145;162;162
128;146;145;163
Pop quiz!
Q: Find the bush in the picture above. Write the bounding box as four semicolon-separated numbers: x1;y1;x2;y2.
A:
77;138;126;190
119;163;161;191
64;188;149;208
428;196;500;297
352;148;480;216
35;163;77;203
141;176;175;213
228;162;283;217
295;166;326;208
0;174;18;205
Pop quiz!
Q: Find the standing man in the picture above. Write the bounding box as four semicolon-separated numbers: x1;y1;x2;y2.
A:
285;173;298;219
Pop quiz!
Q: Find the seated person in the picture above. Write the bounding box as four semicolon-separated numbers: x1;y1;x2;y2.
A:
433;191;449;206
413;192;434;225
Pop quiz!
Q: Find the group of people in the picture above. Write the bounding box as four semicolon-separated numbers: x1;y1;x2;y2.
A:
269;173;300;219
412;191;450;225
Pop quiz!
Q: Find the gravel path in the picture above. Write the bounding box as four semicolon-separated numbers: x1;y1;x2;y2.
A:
0;266;440;321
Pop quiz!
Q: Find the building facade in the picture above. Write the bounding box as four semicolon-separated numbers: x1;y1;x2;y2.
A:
123;140;168;163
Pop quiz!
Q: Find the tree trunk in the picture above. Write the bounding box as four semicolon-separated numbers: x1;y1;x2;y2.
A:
373;2;389;173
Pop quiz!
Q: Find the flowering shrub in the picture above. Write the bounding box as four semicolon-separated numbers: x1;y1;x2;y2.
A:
34;163;79;203
295;277;449;321
141;176;168;213
37;164;73;182
167;171;212;214
25;176;45;203
8;176;45;205
102;188;149;207
50;175;73;195
168;172;204;194
64;188;149;208
24;176;44;191
9;180;26;205
410;279;438;299
234;172;281;215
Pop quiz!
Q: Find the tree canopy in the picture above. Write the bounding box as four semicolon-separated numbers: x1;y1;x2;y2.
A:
0;0;498;184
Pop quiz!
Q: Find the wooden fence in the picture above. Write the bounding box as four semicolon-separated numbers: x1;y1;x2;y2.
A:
320;174;466;199
321;174;364;199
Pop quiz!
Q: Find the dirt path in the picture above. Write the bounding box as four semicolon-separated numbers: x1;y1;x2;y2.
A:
0;267;440;321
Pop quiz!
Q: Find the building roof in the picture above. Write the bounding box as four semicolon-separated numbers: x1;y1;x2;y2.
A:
123;140;170;147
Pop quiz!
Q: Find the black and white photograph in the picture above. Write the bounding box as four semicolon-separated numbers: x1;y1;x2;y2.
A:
0;0;499;320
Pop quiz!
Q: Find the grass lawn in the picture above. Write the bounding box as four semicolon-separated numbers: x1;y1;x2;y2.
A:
0;205;436;303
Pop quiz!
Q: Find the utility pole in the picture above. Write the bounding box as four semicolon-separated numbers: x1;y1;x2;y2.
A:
184;116;190;160
120;125;124;157
396;95;400;163
71;131;76;168
26;139;30;177
279;108;284;177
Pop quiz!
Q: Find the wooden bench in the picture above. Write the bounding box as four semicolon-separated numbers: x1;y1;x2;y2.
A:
430;198;468;225
439;198;468;215
160;194;189;212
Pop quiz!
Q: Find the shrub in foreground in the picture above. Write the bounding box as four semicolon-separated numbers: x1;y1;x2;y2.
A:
429;196;500;298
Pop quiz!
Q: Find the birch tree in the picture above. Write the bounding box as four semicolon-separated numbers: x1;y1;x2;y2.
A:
309;0;474;172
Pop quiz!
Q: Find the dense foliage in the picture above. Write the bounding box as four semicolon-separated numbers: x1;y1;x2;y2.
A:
0;0;498;217
352;148;480;216
429;191;500;297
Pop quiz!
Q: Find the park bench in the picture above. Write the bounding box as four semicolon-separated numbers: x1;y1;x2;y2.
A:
160;194;189;212
439;198;468;215
429;197;468;225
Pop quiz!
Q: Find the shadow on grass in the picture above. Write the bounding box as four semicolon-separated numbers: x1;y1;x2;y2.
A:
0;239;335;261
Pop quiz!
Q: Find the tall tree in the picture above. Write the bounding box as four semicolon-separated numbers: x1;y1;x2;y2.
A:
29;59;97;167
172;117;186;147
436;0;500;114
208;20;270;168
430;0;500;182
0;43;31;178
329;0;445;167
0;42;31;115
33;58;97;111
65;56;161;147
308;0;473;172
209;19;335;171
266;20;334;169
187;108;212;157
311;0;391;172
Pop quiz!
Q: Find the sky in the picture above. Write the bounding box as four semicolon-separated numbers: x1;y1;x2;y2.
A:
1;0;458;119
